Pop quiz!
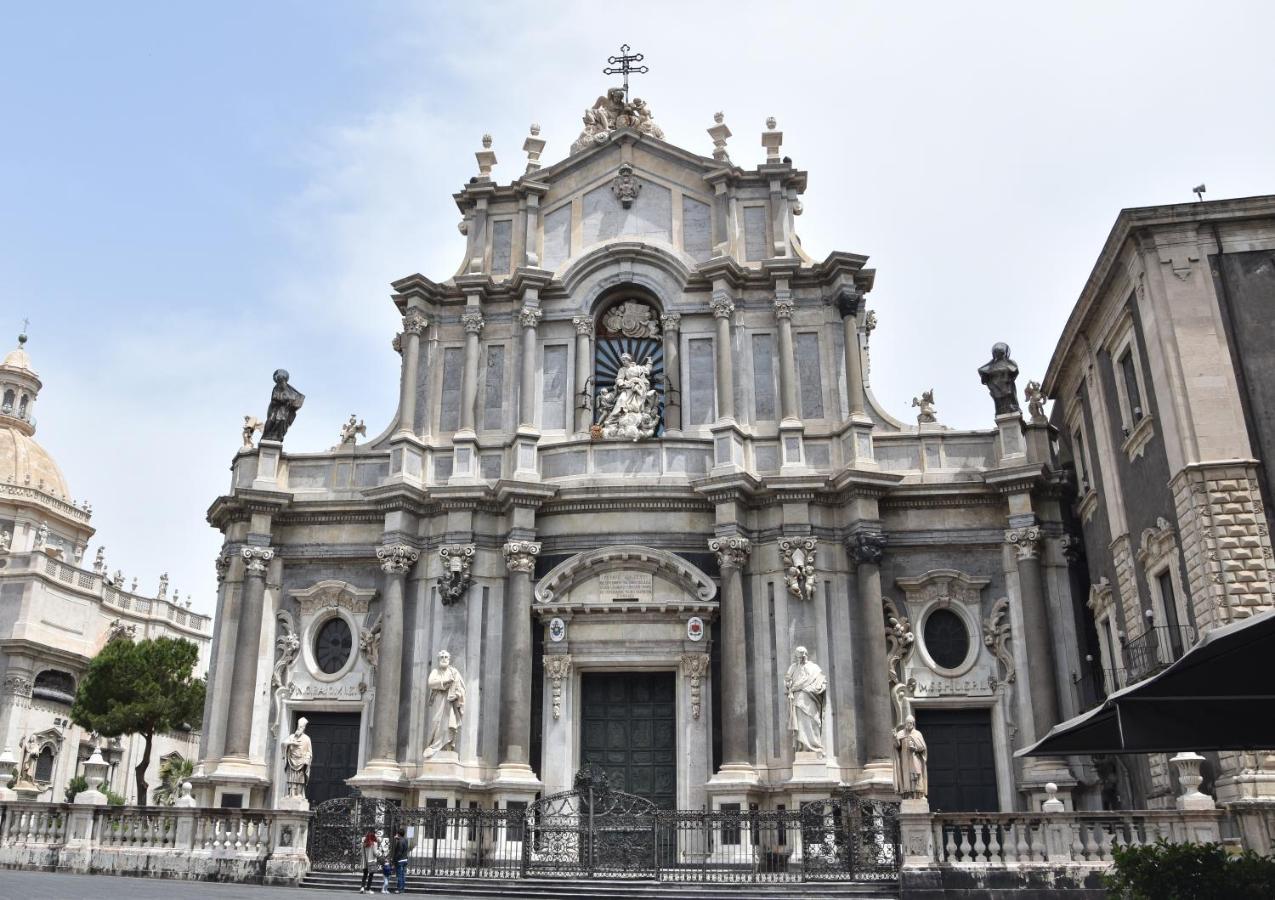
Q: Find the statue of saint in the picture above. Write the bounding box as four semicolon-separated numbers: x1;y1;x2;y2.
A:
893;715;929;799
262;369;305;442
423;650;465;759
281;717;312;798
785;646;827;755
978;343;1020;416
600;353;659;441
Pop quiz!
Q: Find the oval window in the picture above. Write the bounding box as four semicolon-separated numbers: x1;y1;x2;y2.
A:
314;617;353;674
924;608;970;670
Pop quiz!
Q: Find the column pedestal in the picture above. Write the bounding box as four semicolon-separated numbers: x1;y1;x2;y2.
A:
448;432;481;483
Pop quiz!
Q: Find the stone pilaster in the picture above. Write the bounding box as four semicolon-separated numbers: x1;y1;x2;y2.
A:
458;311;484;435
222;546;274;761
707;536;754;783
850;531;893;783
837;289;868;420
1005;526;1061;740
497;540;542;788
660;314;682;433
573;316;593;434
398;309;429;435
361;545;419;784
709;294;736;423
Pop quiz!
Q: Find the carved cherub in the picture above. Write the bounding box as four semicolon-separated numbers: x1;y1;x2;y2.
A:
1024;380;1048;424
911;389;937;424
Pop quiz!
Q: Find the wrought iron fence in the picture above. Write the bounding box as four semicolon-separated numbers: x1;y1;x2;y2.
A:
306;789;899;883
1123;625;1195;682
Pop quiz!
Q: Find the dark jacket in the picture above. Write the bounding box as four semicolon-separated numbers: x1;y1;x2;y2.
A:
393;835;409;862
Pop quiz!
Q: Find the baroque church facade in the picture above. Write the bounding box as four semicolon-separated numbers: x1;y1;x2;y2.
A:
194;89;1118;817
0;333;212;804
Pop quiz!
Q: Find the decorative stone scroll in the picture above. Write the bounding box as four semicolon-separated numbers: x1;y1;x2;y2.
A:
982;597;1015;686
1005;527;1042;561
377;545;420;575
241;546;275;576
503;541;542;574
291;580;378;617
437;544;475;606
884;597;915;726
270;611;301;738
709;536;751;570
681;653;709;720
359;615;381;676
780;538;817;601
544;654;572;720
214;552;230;583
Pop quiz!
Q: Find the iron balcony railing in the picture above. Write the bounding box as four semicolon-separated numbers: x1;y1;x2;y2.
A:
1122;625;1196;683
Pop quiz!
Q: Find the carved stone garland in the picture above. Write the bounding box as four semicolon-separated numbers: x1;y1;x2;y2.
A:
982;597;1017;740
270;611;301;738
681;653;710;720
544;654;572;720
779;537;817;601
884;596;915;726
437;544;475;605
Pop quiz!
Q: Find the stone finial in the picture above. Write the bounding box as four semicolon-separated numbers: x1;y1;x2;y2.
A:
523;124;547;174
481;133;492;149
708;112;732;163
1042;782;1065;812
475;135;497;179
1170;752;1216;810
762;117;783;163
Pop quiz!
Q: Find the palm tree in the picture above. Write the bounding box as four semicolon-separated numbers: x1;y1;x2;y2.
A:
152;754;194;806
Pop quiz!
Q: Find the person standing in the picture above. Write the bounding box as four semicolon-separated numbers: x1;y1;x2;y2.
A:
358;830;378;894
392;829;409;894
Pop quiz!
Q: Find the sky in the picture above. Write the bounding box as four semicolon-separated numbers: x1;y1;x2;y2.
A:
2;1;1273;616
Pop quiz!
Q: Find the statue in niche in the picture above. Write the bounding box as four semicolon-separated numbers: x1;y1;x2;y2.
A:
893;714;929;799
785;646;827;755
262;369;305;442
281;717;312;798
423;650;466;759
978;343;1020;416
600;353;659;441
602;300;660;339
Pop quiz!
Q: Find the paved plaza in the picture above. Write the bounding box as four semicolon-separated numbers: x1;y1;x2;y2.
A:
0;870;479;900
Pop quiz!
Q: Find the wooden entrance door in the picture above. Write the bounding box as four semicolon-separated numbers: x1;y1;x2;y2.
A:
580;672;677;809
301;711;362;807
914;708;999;812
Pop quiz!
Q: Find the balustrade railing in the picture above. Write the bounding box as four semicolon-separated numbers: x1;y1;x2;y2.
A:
1123;625;1196;682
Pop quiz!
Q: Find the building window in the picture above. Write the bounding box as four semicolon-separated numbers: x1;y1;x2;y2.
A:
1118;350;1143;423
314;617;353;675
32;670;76;704
35;746;55;782
1;389;13;413
1135;517;1192;675
1102;306;1155;459
923;609;970;670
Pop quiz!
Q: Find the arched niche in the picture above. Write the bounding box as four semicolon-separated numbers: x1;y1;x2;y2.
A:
535;545;716;608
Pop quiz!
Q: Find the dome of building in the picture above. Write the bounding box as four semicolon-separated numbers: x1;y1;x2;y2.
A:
0;424;70;498
2;345;32;371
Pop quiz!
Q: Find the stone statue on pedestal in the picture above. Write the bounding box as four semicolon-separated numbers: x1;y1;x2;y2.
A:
262;369;305;442
785;646;827;755
423;650;465;759
893;715;929;799
281;718;312;799
978;343;1020;416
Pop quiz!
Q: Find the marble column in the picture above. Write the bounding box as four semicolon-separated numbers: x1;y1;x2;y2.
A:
398;309;428;435
709;296;736;422
572;316;593;434
851;532;893;765
773;299;800;424
709;537;751;769
459;311;485;433
1005;527;1060;738
369;545;419;770
222;546;274;759
517;307;542;428
838;291;867;419
499;540;541;775
661;314;682;432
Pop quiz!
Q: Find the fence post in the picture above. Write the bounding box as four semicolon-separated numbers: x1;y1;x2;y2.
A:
1041;783;1072;863
519;807;529;879
898;797;935;869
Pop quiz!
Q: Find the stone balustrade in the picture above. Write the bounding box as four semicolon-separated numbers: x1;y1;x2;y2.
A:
0;801;309;884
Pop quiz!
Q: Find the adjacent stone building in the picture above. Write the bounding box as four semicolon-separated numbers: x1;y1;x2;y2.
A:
0;333;213;803
195;91;1109;818
1045;195;1275;811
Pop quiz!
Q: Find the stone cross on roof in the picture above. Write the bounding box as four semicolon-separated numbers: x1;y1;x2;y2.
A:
603;44;648;102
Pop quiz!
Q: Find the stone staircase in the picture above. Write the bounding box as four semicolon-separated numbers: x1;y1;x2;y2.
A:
299;871;899;898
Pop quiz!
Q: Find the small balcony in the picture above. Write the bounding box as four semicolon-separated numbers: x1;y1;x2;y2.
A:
1123;625;1196;683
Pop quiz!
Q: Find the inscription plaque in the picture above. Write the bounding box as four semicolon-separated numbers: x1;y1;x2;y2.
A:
598;570;654;602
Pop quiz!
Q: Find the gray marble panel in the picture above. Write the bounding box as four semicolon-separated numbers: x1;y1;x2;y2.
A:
664;447;711;475
542;449;587;478
687;337;715;426
751;333;776;421
924;444;941;469
491;220;513;274
413;343;431;433
439;347;464;432
877;442;920;472
743;205;768;262
356;461;388;486
483;345;505;431
434;453;454;481
542;205;571;270
595;447;660;475
806;442;831;468
943;439;994;470
754;443;780;473
235;458;256;488
831;326;848;420
541;344;568;430
289;464;328;489
795;333;825;419
582;181;672;247
682;196;712;262
480;453;502;479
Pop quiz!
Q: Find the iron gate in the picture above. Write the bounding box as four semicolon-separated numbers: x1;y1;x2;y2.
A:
306;786;899;882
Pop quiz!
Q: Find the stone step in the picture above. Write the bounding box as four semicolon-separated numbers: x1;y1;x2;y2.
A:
300;872;898;899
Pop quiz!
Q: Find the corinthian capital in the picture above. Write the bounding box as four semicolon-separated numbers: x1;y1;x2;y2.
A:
709;295;736;320
1005;526;1043;560
709;536;751;570
518;307;543;329
377;545;420;575
241;546;275;577
402;310;429;336
773;298;794;320
503;540;542;574
572;315;594;336
659;313;682;331
849;531;886;567
214;552;231;583
461;311;485;334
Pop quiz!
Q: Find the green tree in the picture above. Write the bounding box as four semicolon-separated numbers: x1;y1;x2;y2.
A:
153;753;195;806
70;637;205;806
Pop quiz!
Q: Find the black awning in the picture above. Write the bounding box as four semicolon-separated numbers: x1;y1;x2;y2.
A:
1017;609;1275;756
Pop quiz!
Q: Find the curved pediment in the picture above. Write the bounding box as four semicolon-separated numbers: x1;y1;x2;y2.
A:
535;545;716;608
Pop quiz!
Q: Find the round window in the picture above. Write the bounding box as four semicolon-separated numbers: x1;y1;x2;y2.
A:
924;608;970;670
314;617;353;674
